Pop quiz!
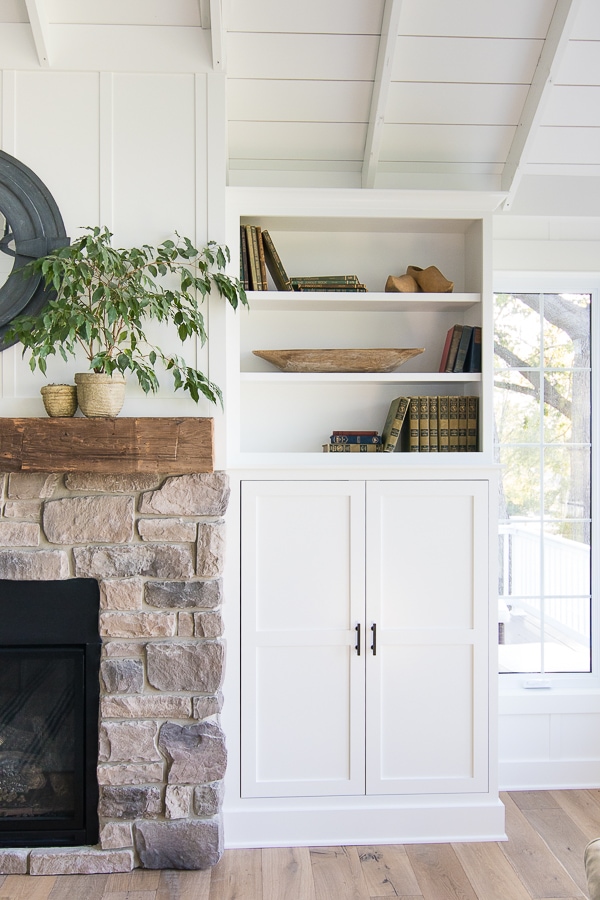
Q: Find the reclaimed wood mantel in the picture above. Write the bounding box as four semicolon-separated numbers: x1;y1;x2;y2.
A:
0;417;214;473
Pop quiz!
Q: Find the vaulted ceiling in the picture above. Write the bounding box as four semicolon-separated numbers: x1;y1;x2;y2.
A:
2;0;600;214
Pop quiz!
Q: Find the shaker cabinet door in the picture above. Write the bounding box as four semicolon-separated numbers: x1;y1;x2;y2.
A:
365;480;490;795
241;481;366;798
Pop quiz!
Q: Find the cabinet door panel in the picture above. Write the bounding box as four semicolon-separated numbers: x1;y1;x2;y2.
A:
366;480;489;795
241;481;366;798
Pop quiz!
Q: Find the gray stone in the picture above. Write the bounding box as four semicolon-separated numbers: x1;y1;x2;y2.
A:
99;721;161;763
99;821;133;850
146;641;224;693
194;611;223;639
100;611;177;638
29;848;134;875
0;549;69;580
0;521;40;546
0;848;29;874
73;544;194;579
100;578;144;610
101;695;192;719
43;495;134;544
197;521;226;576
145;579;222;609
3;500;42;520
139;472;230;516
194;781;225;817
138;518;197;542
193;693;224;720
7;473;59;499
65;473;162;492
99;785;162;818
165;784;193;819
100;658;144;693
159;721;227;784
134;818;223;870
97;762;164;785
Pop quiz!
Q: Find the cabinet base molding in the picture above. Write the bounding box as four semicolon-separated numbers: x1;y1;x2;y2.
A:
223;799;506;849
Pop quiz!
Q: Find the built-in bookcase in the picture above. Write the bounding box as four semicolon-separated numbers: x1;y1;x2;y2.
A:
225;187;499;467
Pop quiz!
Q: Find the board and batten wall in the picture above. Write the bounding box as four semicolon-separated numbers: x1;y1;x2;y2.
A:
0;64;230;463
494;212;600;790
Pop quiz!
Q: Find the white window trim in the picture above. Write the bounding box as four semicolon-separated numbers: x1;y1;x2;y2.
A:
494;273;600;695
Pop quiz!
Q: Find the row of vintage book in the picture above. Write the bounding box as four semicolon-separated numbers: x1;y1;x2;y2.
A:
322;395;479;453
439;324;481;373
240;225;366;292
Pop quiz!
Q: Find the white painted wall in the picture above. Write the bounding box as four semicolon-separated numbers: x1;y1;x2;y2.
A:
493;212;600;790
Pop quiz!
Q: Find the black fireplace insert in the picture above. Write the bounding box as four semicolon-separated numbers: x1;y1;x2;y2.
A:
0;578;101;847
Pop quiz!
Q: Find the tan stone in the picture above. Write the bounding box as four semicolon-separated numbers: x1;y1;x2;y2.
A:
0;521;40;546
0;849;29;874
193;693;224;720
194;611;223;639
98;721;161;763
103;641;145;658
100;578;144;610
65;473;162;492
97;763;164;785
0;549;69;580
197;521;226;576
165;784;193;819
100;612;177;638
178;611;195;637
146;641;224;692
139;472;230;516
99;821;133;851
3;500;43;520
99;785;162;819
29;848;134;875
138;518;197;542
43;495;134;544
101;695;192;719
73;544;194;579
7;473;59;499
159;721;227;784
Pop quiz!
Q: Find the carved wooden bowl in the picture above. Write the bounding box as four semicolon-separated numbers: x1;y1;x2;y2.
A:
252;348;425;373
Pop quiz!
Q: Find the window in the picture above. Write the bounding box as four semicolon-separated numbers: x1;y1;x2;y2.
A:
494;288;592;676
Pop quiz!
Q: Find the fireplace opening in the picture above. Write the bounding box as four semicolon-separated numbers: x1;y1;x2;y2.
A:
0;579;101;847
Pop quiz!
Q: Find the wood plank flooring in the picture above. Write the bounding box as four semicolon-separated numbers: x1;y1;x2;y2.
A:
0;790;597;900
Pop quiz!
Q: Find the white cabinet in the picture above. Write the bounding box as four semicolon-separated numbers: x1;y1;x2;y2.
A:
241;478;491;801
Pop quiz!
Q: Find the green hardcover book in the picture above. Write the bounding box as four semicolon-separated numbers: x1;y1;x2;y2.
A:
261;230;292;291
428;395;439;453
245;225;261;291
438;395;449;452
291;274;361;284
381;396;410;452
256;227;268;290
240;225;250;290
458;396;468;450
467;396;479;451
448;396;459;452
408;398;420;452
418;396;430;452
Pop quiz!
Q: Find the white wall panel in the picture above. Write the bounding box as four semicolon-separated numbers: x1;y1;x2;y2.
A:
529;126;600;165
392;37;543;84
227;80;371;124
47;0;201;26
380;124;515;164
543;85;600;127
399;0;555;39
557;41;600;85
571;0;600;39
387;83;528;126
229;122;367;163
228;0;384;35
227;34;379;81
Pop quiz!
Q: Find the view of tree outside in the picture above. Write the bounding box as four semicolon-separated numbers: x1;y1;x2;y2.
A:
494;291;591;674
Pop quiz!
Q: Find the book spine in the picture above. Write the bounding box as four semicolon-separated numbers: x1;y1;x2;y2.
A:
467;395;479;451
381;397;410;452
292;283;367;292
418;396;430;452
438;395;449;452
240;225;250;289
322;443;380;452
330;434;381;444
245;225;260;290
458;396;468;450
448;396;459;452
256;227;268;290
291;275;361;284
453;325;473;373
439;326;454;372
332;430;378;436
428;395;439;453
464;326;482;372
445;325;463;372
408;398;420;452
261;230;292;291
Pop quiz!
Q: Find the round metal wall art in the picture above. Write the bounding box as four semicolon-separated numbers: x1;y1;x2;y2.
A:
0;150;69;350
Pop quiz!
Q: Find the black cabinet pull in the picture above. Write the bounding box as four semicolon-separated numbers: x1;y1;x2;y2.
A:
355;623;361;655
371;623;377;656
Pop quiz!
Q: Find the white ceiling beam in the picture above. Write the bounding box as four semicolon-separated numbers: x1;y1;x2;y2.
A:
362;0;404;189
25;0;51;67
501;0;583;210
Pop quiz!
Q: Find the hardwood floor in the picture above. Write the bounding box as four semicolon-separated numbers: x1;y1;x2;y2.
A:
0;790;598;899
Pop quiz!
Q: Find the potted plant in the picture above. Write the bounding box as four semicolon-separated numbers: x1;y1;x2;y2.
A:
4;226;247;416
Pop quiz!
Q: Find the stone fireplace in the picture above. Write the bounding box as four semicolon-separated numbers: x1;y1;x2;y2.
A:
0;468;228;875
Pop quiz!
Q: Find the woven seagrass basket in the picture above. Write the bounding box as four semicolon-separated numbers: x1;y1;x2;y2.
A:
74;372;126;417
40;384;78;417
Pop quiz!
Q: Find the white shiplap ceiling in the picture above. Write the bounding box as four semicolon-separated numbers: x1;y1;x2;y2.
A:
2;0;600;213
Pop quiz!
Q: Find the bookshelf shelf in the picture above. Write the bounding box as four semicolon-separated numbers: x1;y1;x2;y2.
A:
245;291;481;313
240;372;481;384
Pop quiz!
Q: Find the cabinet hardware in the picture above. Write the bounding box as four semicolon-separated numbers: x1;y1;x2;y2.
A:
371;623;377;656
355;623;361;655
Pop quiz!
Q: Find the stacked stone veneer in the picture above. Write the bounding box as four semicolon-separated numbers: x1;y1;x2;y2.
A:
0;470;229;876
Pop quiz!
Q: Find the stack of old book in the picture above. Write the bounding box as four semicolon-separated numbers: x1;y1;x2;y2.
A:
322;431;382;452
439;324;481;373
377;395;479;453
240;226;366;292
